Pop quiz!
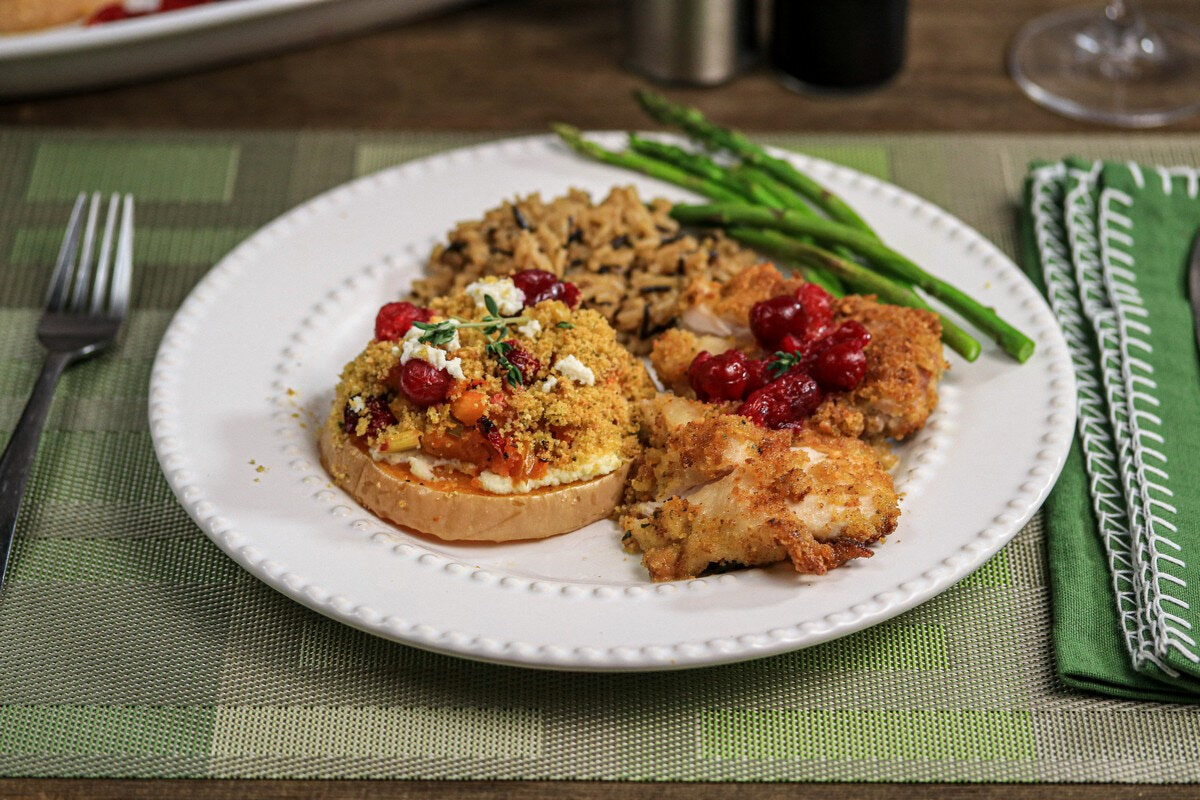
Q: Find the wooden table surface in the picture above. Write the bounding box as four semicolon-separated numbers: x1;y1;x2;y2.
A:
2;0;1199;133
4;0;1200;797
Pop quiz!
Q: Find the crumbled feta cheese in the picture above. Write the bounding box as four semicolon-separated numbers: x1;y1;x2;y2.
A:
370;448;474;481
398;327;465;380
400;324;460;352
405;454;436;481
553;354;595;386
348;395;366;413
465;277;525;316
516;319;542;339
540;375;558;393
477;451;622;494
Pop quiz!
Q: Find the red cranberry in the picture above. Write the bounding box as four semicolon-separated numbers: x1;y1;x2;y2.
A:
512;268;584;309
343;396;397;440
777;333;807;356
795;284;834;326
512;270;560;305
501;340;541;384
389;360;453;407
737;389;791;429
737;369;823;429
560;281;583;308
812;342;868;391
375;302;432;341
744;358;774;393
774;370;824;422
688;350;753;402
749;295;807;349
527;281;583;308
825;320;872;351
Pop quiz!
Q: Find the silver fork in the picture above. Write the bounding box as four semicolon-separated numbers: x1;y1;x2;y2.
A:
0;192;133;592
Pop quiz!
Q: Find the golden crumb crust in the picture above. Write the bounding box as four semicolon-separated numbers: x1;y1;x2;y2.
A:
328;282;655;496
619;396;899;582
660;262;947;442
808;295;947;440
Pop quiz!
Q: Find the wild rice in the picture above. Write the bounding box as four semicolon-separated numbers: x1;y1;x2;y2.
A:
411;186;759;354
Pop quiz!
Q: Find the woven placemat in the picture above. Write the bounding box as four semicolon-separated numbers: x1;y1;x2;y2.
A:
1;129;1199;782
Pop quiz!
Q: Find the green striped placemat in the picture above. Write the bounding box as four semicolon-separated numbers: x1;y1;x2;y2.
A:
1;129;1199;782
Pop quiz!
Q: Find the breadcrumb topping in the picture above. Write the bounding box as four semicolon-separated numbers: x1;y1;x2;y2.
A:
328;285;655;493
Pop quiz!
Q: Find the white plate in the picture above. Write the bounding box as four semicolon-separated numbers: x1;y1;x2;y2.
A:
0;0;476;97
149;133;1075;671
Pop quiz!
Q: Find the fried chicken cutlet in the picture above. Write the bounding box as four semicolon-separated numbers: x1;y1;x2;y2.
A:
621;395;900;582
812;294;946;440
651;263;947;440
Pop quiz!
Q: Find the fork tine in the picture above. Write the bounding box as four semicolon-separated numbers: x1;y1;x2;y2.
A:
46;193;87;312
90;194;120;315
69;192;102;313
108;194;134;318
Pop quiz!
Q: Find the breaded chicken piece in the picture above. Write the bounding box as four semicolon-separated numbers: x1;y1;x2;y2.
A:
678;262;803;341
650;328;741;396
621;398;899;582
809;295;946;441
666;264;947;441
636;393;714;449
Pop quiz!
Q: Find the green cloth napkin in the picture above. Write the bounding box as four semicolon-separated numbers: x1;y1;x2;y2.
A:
1021;159;1200;702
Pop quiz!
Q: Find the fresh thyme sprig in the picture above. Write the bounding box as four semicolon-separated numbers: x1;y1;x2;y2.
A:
412;296;531;387
485;340;524;387
412;309;531;346
768;350;804;376
411;320;459;346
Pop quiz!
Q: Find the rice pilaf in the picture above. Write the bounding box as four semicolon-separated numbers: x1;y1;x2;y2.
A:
411;186;759;354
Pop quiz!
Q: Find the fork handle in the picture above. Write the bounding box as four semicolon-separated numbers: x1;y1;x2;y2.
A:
0;351;72;593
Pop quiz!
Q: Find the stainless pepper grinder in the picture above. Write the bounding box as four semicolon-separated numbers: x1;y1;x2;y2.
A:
625;0;757;86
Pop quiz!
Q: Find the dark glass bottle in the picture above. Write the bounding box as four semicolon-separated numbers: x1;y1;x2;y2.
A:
770;0;908;91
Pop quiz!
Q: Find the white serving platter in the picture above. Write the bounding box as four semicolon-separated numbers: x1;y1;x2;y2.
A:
0;0;475;97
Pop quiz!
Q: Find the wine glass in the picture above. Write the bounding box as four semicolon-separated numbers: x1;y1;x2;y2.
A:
1009;1;1200;127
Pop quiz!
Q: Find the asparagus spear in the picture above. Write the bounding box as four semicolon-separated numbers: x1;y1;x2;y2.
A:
634;89;878;238
728;228;981;362
729;163;882;280
725;230;844;297
553;124;745;203
730;164;810;213
627;134;733;187
627;134;792;212
558;125;846;292
671;202;1034;362
626;124;878;286
624;140;848;293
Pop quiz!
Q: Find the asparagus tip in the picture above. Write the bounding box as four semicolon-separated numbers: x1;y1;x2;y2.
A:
633;88;670;116
632;87;657;104
551;122;580;139
551;123;591;153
